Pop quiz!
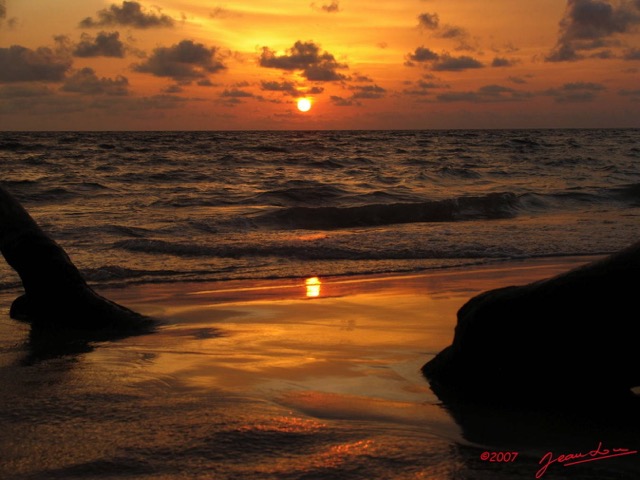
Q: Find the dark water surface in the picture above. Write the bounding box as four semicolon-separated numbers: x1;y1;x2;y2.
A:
1;129;639;289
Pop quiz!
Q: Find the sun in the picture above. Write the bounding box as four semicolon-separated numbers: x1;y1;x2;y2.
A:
297;98;312;112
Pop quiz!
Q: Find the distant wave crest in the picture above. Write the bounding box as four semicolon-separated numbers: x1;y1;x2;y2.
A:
256;192;519;229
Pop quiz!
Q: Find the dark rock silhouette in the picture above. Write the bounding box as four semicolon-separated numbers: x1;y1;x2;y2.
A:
0;184;153;333
423;243;640;405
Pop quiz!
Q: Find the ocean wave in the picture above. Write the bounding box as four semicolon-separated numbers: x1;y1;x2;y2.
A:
112;237;526;261
255;192;519;229
250;184;350;206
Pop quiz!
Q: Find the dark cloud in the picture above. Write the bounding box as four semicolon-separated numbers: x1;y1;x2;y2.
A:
61;67;129;95
261;80;298;96
508;76;528;84
543;81;606;102
218;89;264;107
0;45;71;83
432;54;483;71
403;77;450;95
0;1;5;20
327;85;385;106
439;25;467;39
260;80;324;97
0;84;52;99
220;88;253;98
417;12;467;37
491;57;518;67
353;74;374;82
350;84;386;99
405;47;482;71
74;32;125;58
330;95;360;107
418;12;439;30
320;1;340;13
405;46;439;65
547;0;640;62
259;41;347;81
590;49;616;58
130;94;187;109
134;40;226;81
79;1;175;29
197;79;215;87
436;84;532;103
0;93;86;115
163;84;183;93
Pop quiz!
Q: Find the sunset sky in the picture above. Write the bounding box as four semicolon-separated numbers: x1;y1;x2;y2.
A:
1;0;639;130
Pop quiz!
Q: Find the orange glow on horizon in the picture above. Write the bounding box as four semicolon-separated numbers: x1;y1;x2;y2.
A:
2;1;638;130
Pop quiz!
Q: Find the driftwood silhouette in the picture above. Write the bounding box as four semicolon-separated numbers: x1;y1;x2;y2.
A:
0;184;152;332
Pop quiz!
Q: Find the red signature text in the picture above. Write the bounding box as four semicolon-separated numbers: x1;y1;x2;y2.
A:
536;441;637;478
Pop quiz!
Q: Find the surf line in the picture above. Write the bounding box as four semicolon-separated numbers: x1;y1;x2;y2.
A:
535;441;637;478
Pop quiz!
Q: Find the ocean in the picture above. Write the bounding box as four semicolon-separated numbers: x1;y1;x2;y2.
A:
1;129;639;290
1;129;640;480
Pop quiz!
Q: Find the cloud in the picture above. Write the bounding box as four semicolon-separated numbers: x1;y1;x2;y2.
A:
330;95;360;107
327;85;385;106
403;78;449;96
436;84;532;103
508;76;528;84
432;54;483;71
312;1;340;13
590;49;617;58
491;57;518;67
163;84;183;93
0;45;72;83
353;74;374;82
73;32;125;58
259;41;347;81
439;25;468;39
128;94;188;109
61;67;129;95
261;80;300;96
350;84;386;99
543;81;606;102
134;40;226;81
405;47;483;71
417;11;473;51
547;0;640;61
79;1;175;29
0;1;5;20
418;12;439;30
0;84;52;99
220;88;253;98
405;46;439;65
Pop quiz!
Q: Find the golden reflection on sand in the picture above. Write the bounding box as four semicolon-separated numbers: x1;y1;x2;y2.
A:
305;276;322;298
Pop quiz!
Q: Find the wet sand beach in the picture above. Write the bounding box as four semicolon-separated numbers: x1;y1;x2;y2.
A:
1;257;638;479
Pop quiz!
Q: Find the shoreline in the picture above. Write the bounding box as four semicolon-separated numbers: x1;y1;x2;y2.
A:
2;254;639;480
99;255;602;315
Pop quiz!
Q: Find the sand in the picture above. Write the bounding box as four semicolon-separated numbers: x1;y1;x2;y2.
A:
1;257;638;480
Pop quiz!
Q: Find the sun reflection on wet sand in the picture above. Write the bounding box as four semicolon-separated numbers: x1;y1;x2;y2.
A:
305;277;322;298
